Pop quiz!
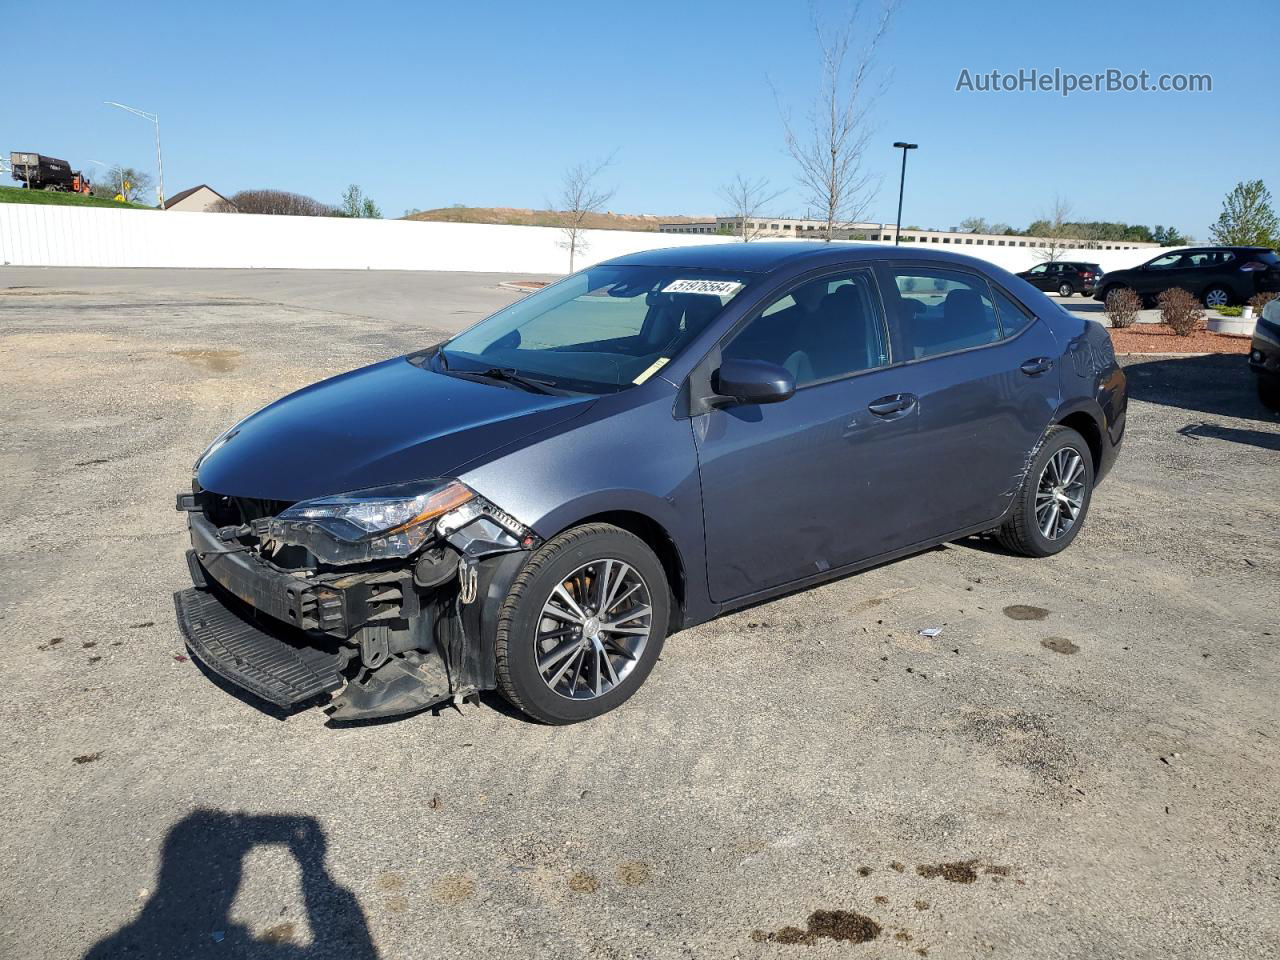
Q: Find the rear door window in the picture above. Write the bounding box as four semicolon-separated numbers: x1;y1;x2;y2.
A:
883;266;1002;360
992;287;1035;336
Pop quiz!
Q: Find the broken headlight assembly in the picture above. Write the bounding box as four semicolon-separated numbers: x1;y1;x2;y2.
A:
269;479;477;566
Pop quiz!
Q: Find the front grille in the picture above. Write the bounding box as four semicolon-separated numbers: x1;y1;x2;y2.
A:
201;492;293;528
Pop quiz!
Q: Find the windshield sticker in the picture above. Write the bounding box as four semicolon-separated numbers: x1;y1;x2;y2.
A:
632;357;670;385
661;279;744;297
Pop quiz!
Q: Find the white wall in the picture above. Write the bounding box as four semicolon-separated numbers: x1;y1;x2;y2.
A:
0;203;1164;276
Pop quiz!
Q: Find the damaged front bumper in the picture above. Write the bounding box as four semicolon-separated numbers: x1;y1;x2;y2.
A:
174;490;535;721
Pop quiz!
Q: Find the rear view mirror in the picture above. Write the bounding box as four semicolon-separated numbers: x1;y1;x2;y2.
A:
711;359;795;405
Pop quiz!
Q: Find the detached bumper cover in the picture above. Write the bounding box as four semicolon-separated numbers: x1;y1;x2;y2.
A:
174;586;346;708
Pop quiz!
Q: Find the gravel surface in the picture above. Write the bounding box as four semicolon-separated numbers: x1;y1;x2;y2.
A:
1;268;1278;960
1109;326;1252;354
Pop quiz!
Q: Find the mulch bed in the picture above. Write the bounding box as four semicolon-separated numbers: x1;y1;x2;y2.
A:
1108;325;1251;355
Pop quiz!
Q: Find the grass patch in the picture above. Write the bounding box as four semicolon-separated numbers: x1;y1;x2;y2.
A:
0;186;152;210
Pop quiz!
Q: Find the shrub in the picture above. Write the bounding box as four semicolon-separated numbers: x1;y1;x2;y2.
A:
1214;305;1244;317
1157;287;1205;336
1248;291;1277;315
1104;287;1142;328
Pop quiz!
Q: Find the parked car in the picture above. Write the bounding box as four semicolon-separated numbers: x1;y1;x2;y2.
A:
1017;261;1102;298
1250;295;1280;409
176;245;1127;724
1093;246;1280;308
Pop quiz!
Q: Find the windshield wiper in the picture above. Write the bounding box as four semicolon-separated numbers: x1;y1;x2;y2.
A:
461;366;560;395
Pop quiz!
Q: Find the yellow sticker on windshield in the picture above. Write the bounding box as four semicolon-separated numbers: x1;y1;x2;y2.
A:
633;357;670;385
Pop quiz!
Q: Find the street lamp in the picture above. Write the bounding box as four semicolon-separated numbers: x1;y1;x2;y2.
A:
892;141;917;246
105;101;164;207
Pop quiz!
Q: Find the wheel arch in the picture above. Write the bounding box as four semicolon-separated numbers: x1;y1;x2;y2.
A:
1200;281;1238;305
534;497;691;632
1055;409;1104;476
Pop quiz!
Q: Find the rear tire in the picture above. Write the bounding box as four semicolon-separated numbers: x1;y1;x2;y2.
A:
1203;286;1232;308
997;426;1094;558
495;523;669;724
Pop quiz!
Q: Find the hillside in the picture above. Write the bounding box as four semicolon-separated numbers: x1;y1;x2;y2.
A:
405;206;711;232
0;186;151;210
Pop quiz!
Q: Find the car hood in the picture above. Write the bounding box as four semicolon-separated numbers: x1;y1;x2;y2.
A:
197;356;594;502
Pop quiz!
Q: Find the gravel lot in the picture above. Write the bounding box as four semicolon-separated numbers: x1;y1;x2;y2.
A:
1;267;1277;960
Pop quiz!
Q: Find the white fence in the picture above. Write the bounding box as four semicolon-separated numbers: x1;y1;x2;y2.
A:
0;203;1163;276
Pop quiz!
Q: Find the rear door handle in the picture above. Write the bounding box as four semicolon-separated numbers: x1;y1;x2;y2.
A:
1020;357;1053;376
867;393;917;417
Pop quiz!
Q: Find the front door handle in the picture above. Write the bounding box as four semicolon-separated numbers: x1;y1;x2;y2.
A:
1020;357;1053;376
867;393;917;417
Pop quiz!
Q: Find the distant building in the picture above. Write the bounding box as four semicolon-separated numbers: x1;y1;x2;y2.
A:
162;185;234;213
659;217;1159;252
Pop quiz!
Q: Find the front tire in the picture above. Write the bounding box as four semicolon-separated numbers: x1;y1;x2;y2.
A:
495;523;670;724
1058;282;1073;298
997;426;1094;557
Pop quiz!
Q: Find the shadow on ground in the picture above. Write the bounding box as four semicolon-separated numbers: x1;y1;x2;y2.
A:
1121;354;1280;423
83;810;378;959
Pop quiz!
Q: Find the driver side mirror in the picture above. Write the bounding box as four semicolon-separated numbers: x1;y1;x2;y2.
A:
711;359;795;405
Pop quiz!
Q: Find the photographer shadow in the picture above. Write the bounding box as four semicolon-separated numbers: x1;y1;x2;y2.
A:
83;809;378;959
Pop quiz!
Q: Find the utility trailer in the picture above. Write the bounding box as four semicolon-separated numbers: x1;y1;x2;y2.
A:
10;152;91;194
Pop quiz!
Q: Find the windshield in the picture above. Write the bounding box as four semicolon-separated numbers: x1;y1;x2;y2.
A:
439;265;750;393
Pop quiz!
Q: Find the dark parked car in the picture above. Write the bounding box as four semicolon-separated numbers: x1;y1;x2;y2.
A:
1017;261;1102;298
1250;296;1280;408
1093;246;1280;308
176;244;1126;724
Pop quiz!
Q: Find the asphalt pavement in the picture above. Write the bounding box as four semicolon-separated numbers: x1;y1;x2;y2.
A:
1;266;1277;960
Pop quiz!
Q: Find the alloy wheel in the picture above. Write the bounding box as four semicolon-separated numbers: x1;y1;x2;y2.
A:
535;559;653;700
1204;288;1229;308
1035;448;1086;541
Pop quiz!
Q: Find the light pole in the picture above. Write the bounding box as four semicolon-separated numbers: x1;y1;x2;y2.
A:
105;101;164;207
892;141;917;246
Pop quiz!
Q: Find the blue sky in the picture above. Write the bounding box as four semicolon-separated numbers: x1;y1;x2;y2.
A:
4;0;1275;238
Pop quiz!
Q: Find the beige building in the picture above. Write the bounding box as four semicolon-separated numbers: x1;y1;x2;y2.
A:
660;217;1158;252
162;185;234;213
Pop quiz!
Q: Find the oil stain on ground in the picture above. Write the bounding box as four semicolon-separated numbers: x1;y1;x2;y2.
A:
616;861;650;886
172;348;242;373
1003;604;1050;621
260;922;295;944
751;909;881;945
568;871;599;893
1041;637;1080;654
916;860;1014;883
433;874;475;904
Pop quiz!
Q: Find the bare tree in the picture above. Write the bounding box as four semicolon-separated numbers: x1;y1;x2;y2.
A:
558;156;616;272
719;174;786;242
1034;196;1074;263
778;1;899;241
217;189;333;216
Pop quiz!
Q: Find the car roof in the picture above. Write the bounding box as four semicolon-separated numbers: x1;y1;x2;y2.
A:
602;241;1009;274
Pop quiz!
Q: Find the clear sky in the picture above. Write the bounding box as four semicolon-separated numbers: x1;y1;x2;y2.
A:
4;0;1275;238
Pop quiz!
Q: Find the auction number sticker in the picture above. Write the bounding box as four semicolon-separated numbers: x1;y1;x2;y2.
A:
632;357;670;385
661;279;744;297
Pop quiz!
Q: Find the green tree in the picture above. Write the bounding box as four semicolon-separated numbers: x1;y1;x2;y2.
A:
1210;180;1278;246
335;184;382;218
91;165;152;203
1151;224;1191;246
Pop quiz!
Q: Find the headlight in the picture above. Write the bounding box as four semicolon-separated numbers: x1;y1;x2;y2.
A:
270;480;475;565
